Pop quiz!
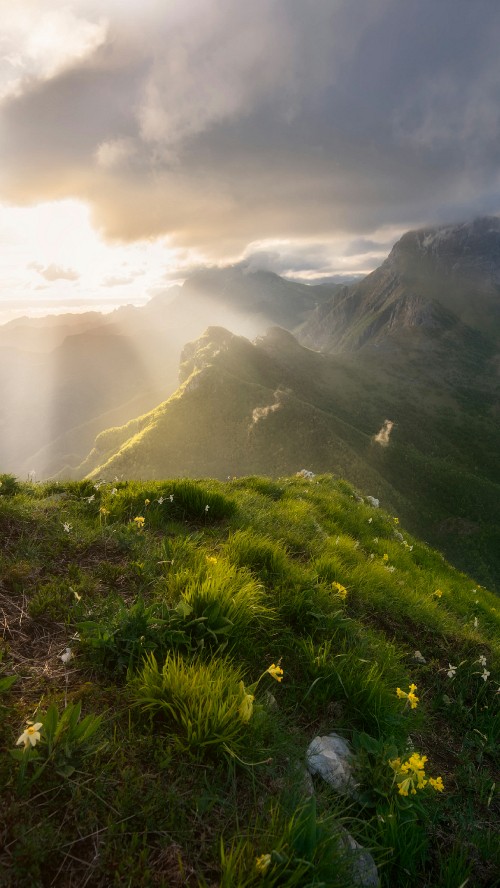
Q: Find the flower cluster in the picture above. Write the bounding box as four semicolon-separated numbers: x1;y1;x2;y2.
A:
389;752;444;797
396;683;419;709
332;581;348;600
267;663;284;682
445;656;491;683
255;853;272;874
133;516;145;529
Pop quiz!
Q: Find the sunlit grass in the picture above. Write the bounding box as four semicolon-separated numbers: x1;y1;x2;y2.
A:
1;473;499;887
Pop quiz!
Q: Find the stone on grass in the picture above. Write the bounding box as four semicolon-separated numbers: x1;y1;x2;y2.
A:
306;732;358;797
412;650;427;664
337;827;380;888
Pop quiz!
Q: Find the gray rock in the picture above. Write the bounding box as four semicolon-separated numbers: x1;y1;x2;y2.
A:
366;496;379;508
337;827;379;888
306;732;358;796
411;650;427;664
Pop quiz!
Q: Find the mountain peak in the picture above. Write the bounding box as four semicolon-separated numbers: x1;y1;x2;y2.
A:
299;216;500;353
390;216;500;278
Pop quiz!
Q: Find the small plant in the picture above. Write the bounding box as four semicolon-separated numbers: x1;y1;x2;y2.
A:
130;652;251;759
78;598;183;673
178;560;273;650
12;701;103;790
0;473;20;496
220;797;356;887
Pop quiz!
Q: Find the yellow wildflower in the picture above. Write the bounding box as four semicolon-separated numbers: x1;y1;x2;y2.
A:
398;778;412;796
144;498;150;506
389;751;441;797
267;663;284;682
407;690;419;710
433;589;443;598
429;776;444;792
238;683;255;723
255;854;272;874
332;581;348;599
133;516;145;528
396;683;419;709
206;556;218;564
16;722;43;749
99;507;109;516
382;553;389;562
393;517;399;524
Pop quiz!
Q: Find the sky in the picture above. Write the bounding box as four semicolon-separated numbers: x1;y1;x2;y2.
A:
1;0;500;324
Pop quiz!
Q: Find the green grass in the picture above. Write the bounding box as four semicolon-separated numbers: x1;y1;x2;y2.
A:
1;473;499;886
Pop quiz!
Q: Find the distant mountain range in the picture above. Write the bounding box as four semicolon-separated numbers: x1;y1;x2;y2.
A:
1;217;499;588
0;270;340;478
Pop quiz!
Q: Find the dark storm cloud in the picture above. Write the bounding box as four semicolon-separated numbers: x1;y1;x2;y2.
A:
1;0;500;264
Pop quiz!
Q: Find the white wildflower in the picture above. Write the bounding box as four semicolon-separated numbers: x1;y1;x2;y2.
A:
157;496;165;504
478;655;487;667
447;664;457;678
17;722;42;749
473;617;479;630
60;648;73;664
110;487;118;496
368;517;373;524
169;494;174;502
62;522;72;533
87;494;95;504
481;669;490;682
205;504;210;513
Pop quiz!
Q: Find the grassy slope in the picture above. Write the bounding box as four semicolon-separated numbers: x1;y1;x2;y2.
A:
76;327;500;593
0;474;499;887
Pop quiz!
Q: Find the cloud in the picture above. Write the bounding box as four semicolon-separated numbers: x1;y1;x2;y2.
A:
343;238;395;257
102;274;134;287
0;3;108;99
29;261;80;281
1;0;500;260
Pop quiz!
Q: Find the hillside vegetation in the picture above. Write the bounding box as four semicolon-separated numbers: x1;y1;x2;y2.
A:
76;325;500;593
1;472;498;887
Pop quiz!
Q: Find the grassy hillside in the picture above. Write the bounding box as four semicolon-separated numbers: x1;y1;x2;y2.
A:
76;327;500;593
1;472;499;887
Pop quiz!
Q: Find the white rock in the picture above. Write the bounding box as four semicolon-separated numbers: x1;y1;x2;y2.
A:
306;732;358;796
412;650;427;664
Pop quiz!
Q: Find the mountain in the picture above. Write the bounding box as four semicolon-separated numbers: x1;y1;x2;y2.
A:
297;216;500;352
74;218;500;590
0;269;338;478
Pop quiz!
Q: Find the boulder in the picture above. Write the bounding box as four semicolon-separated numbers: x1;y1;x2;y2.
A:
306;732;358;797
